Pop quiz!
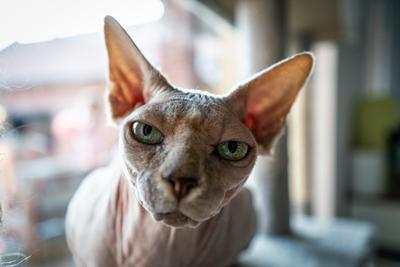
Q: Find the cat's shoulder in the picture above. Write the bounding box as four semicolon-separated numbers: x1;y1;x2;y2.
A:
65;163;122;266
67;162;122;216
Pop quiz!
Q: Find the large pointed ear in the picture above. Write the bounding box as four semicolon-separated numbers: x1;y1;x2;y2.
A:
226;53;314;154
104;16;171;122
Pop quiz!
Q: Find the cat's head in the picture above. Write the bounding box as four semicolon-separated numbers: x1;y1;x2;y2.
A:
103;16;314;228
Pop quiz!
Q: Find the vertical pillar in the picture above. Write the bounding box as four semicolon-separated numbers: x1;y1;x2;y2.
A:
236;0;290;235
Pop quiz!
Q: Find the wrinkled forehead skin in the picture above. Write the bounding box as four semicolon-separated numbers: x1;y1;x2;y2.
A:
118;88;258;227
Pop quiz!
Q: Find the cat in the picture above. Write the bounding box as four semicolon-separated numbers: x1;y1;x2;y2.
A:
65;16;314;267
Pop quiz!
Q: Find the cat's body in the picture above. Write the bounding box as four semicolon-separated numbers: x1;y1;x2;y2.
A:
66;161;256;267
66;16;313;267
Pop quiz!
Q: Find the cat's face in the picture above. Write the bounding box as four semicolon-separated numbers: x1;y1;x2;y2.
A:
103;16;313;228
119;90;257;227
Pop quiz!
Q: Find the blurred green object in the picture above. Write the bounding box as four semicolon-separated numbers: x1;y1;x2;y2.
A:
353;96;399;149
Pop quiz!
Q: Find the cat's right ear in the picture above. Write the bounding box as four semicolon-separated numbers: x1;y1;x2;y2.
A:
104;16;170;123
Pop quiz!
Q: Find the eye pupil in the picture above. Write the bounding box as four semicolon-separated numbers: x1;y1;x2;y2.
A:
142;125;153;136
216;141;249;161
227;141;237;153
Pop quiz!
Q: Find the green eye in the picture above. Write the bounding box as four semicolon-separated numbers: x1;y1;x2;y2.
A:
217;141;249;161
132;122;163;145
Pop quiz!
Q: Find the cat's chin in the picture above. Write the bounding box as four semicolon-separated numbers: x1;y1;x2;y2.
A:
153;211;200;228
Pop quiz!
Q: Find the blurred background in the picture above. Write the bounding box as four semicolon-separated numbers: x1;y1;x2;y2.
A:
0;0;399;266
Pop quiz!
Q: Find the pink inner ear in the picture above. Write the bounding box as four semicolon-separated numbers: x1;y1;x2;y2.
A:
125;91;144;111
243;114;255;130
135;94;145;106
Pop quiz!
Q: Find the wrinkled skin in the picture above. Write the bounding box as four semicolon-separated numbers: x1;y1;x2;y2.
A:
66;16;313;267
120;90;258;228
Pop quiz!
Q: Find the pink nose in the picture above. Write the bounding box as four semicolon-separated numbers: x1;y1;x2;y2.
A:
165;176;198;200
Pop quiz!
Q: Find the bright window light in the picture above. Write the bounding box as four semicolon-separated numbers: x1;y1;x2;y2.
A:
0;0;164;50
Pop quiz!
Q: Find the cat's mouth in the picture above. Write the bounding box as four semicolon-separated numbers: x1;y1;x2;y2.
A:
153;211;200;228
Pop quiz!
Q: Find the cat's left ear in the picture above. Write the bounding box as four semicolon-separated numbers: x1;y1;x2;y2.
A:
104;16;172;123
226;53;314;154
